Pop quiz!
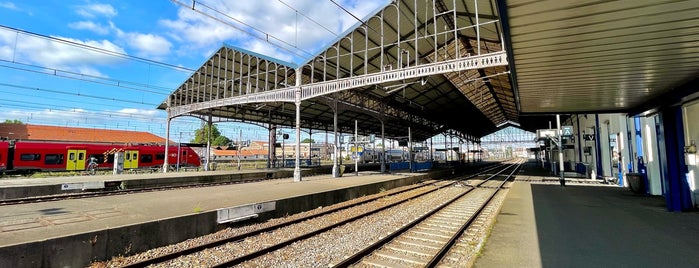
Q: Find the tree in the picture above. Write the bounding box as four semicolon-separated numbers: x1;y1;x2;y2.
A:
192;124;231;146
213;135;232;147
301;138;315;144
3;119;23;124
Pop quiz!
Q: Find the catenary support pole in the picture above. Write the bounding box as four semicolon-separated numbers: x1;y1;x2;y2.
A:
294;68;302;182
355;120;359;176
557;114;565;186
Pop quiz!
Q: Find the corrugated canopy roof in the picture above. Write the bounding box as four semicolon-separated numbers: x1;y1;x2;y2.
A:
159;0;699;142
159;0;515;143
505;0;699;116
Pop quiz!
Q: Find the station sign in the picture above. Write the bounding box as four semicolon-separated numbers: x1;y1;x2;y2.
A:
561;126;574;137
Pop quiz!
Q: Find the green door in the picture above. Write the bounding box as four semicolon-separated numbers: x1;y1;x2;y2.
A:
67;149;86;171
124;150;139;169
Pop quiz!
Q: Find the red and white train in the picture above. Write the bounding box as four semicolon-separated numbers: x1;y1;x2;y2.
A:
0;140;201;175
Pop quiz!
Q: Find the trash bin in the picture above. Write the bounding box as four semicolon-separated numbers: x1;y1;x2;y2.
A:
339;165;346;176
626;173;645;194
584;164;591;179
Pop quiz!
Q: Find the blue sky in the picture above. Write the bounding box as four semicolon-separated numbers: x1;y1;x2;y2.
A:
0;0;389;143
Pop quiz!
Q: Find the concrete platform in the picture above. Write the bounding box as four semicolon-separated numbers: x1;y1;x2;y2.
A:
0;163;470;268
0;166;338;199
473;164;699;268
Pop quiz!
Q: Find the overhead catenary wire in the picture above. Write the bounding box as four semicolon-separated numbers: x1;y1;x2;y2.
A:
171;0;315;59
328;0;381;35
0;25;195;73
0;82;160;106
0;1;394;141
0;25;180;129
0;88;155;110
0;61;173;95
277;0;339;38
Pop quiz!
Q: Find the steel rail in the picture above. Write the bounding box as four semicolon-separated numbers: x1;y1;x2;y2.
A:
120;163;505;267
331;161;521;267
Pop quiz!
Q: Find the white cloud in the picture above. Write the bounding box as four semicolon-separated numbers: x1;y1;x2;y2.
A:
75;66;106;77
118;108;160;117
0;1;31;15
0;109;79;123
6;34;126;76
68;21;111;35
0;45;12;60
123;33;172;58
160;0;388;64
0;2;18;10
74;3;117;18
0;29;16;60
107;22;172;59
159;7;241;48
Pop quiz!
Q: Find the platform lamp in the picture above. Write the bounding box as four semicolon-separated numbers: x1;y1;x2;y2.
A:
177;132;182;172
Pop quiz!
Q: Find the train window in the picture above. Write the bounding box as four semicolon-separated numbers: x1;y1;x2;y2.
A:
125;153;130;160
141;154;153;163
78;152;85;160
44;154;64;165
107;154;114;163
20;154;41;161
155;153;165;160
88;154;105;163
69;153;75;161
132;153;138;160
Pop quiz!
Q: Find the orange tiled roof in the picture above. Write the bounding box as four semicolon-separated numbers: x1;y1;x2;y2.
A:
0;123;168;144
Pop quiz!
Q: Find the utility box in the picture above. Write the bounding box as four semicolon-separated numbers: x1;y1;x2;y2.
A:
113;151;124;175
626;173;645;194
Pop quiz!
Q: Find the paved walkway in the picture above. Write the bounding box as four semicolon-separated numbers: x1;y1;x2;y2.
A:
473;165;699;268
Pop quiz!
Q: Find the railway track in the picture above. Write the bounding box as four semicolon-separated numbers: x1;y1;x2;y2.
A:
116;179;451;267
334;161;520;267
96;162;515;268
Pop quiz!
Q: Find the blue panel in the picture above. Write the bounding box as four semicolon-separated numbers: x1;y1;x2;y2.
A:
412;161;433;171
389;162;410;171
595;115;603;179
635;116;644;158
625;117;635;173
660;107;692;211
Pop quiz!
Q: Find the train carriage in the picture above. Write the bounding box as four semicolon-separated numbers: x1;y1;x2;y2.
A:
0;140;201;175
0;141;8;173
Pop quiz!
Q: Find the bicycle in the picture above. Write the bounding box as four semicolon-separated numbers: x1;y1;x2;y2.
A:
86;160;99;175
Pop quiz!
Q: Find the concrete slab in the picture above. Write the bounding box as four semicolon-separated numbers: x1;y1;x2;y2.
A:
473;182;699;268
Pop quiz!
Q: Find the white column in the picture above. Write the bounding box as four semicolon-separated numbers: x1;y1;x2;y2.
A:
294;68;302;182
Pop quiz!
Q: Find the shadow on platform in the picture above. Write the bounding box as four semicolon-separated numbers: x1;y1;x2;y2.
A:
531;184;699;267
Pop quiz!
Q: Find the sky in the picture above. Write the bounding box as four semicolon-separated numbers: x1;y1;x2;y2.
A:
0;0;390;144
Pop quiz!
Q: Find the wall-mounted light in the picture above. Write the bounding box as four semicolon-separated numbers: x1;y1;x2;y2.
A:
686;140;697;154
685;140;697;166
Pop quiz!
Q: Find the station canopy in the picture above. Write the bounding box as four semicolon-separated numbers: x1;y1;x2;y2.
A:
158;0;526;143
